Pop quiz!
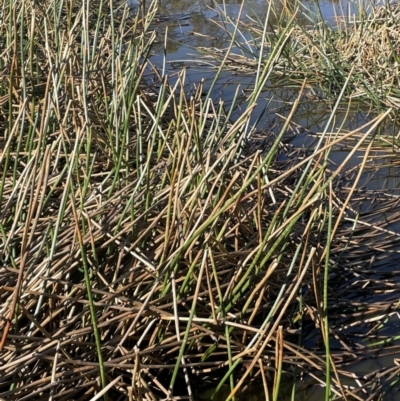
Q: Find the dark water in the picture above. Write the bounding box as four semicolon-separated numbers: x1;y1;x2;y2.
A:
129;0;400;399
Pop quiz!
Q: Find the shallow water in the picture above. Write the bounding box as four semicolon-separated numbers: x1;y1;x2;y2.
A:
129;0;400;399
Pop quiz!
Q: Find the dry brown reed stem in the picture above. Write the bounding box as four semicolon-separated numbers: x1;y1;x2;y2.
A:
3;112;400;400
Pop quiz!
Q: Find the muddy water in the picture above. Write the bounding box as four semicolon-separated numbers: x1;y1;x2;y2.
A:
129;0;400;399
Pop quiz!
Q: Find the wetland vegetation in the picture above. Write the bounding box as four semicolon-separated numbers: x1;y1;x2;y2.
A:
1;0;400;400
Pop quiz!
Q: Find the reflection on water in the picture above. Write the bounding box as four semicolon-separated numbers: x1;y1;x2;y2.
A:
128;0;368;58
129;0;400;399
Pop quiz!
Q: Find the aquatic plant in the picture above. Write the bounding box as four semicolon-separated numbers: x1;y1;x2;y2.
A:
203;0;400;111
1;0;400;400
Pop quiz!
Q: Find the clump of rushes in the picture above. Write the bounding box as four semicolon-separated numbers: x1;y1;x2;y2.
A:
1;0;400;401
202;0;400;110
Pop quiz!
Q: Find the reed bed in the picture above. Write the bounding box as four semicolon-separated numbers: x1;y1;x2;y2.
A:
203;0;400;110
1;0;400;400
